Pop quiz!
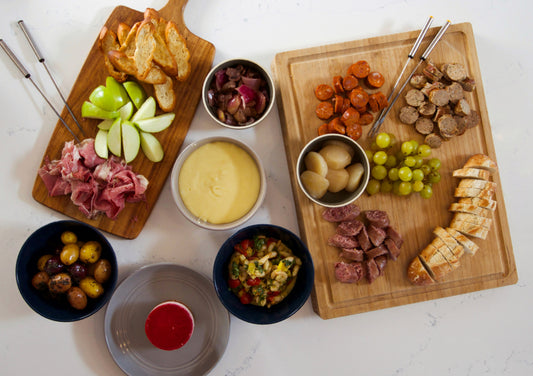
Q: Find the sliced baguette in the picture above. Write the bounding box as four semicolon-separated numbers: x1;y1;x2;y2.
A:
166;21;191;81
407;256;436;285
108;50;138;76
452;167;490;180
454;186;495;200
134;21;156;80
449;219;489;239
419;243;453;281
445;227;480;255
452;212;493;229
433;226;465;259
119;22;140;57
153;74;176;111
430;237;461;269
98;26;128;82
463;154;497;174
117;22;131;46
151;25;178;76
449;202;493;217
458;178;496;190
458;197;497;211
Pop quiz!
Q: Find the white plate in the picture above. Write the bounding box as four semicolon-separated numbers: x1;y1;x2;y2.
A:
104;263;230;376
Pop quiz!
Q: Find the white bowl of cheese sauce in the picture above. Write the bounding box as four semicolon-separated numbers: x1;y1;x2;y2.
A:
171;137;266;230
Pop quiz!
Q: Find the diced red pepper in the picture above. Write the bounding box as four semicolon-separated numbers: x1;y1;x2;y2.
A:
228;278;241;289
240;292;252;305
246;277;261;286
267;290;281;302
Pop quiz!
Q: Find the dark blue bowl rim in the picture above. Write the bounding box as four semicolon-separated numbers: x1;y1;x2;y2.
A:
212;224;314;324
15;220;118;322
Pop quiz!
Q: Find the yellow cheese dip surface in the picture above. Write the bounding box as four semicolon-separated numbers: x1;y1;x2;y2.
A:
178;141;261;224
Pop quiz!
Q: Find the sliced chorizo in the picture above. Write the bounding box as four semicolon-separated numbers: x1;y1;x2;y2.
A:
317;123;329;136
366;72;385;88
375;92;388;110
346;123;363;140
328;117;346;134
315;101;334;120
333;94;344;113
342;74;359;91
357;111;374;125
348;60;371;79
349;89;369;108
368;94;380;113
332;76;344;94
341;97;352;113
314;84;334;101
341;107;360;127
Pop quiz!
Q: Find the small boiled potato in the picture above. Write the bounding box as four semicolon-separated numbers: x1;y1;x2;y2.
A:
67;287;88;310
325;168;349;192
80;241;102;264
345;163;365;192
60;231;78;245
319;144;352;169
60;243;80;265
304;151;328;177
31;271;50;291
79;277;104;299
37;254;53;272
48;273;72;294
93;259;112;283
300;170;329;199
324;140;355;158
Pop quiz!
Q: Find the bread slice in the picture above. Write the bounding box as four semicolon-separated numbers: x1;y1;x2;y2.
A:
458;197;497;211
445;227;480;255
449;202;493;217
134;21;156;80
458;178;496;190
407;256;435;285
449;219;489;239
119;22;140;57
430;237;461;269
98;26;128;82
454;186;495;200
151;25;178;76
108;50;138;76
433;226;465;259
142;65;167;85
117;22;131;46
452;212;493;229
153;74;176;111
463;154;497;174
166;21;191;81
419;243;452;281
452;167;490;180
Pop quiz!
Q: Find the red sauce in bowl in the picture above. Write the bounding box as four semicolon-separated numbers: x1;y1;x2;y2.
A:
145;301;194;351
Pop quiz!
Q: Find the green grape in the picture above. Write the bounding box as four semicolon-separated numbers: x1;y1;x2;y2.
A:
365;150;374;162
400;141;414;156
373;151;388;165
388;167;400;181
375;132;391;149
428;157;441;171
420;184;433;199
388;133;398;149
380;179;393;193
372;165;388;180
392;180;402;195
428;171;441;184
404;156;416;167
417;144;432;158
366;179;381;195
370;141;381;151
398;166;413;182
420;164;431;176
412;169;424;181
395;150;405;164
398;181;412;196
384;155;397;168
414;155;424;168
412;180;424;192
409;140;419;155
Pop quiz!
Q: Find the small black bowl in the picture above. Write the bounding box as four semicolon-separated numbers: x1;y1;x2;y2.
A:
16;220;118;322
213;224;314;324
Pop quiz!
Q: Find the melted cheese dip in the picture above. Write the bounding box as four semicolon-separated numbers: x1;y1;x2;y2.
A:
178;141;261;224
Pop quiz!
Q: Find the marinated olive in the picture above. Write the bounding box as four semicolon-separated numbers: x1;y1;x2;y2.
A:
80;241;102;264
31;271;50;291
60;231;78;245
44;255;65;275
92;259;112;283
68;262;88;283
37;254;53;271
67;287;88;310
48;273;72;294
60;243;80;265
79;277;104;299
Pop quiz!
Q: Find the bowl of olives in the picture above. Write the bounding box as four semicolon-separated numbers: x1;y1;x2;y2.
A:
16;220;118;322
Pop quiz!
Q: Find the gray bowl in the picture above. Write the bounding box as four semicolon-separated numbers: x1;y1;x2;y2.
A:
202;58;275;129
296;134;370;207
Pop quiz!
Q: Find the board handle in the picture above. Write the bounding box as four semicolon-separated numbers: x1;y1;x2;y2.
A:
159;0;188;30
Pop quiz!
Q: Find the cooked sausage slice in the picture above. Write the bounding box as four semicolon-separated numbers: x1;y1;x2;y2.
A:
366;72;385;88
425;133;443;148
405;89;425;107
429;89;450;106
348;60;371;78
315;84;334;101
415;117;434;135
316;101;334;120
342;74;359;91
399;106;419;124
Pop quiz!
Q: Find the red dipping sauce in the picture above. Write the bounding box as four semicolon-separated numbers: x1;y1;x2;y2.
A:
145;301;194;351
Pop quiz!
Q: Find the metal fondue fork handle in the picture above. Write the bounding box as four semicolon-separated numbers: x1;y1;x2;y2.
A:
17;20;86;137
0;38;81;143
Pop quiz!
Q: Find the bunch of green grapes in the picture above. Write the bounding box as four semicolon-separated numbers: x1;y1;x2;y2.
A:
365;132;441;199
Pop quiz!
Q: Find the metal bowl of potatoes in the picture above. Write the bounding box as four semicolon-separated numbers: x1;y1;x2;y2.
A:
296;134;370;207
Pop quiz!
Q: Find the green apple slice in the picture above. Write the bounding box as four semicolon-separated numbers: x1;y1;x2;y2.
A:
123;81;147;109
97;119;114;130
94;129;109;159
118;101;134;120
131;96;156;122
140;132;164;162
134;113;175;133
107;118;122;157
106;76;130;109
89;85;117;111
121;121;140;163
81;101;119;120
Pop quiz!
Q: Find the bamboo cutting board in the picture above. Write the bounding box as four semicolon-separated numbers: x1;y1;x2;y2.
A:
32;0;215;239
273;23;517;319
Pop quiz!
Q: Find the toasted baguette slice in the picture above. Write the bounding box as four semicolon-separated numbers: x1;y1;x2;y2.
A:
98;26;128;82
166;21;191;81
108;50;138;76
449;202;493;217
454;186;495;200
119;22;140;57
433;226;465;258
142;65;167;85
134;21;156;80
419;243;452;281
458;197;497;211
452;167;490;180
463;154;497;174
458;179;496;190
117;22;131;46
445;227;480;255
151;27;178;76
153;74;176;111
449;219;489;239
452;212;493;229
407;256;436;285
430;237;461;269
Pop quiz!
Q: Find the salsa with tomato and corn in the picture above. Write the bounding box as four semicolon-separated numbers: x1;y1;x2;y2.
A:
228;235;302;308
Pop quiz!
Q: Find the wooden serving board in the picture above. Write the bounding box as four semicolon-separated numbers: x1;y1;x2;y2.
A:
273;23;517;319
31;0;215;239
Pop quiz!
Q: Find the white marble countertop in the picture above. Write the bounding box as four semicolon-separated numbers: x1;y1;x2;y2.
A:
1;0;531;375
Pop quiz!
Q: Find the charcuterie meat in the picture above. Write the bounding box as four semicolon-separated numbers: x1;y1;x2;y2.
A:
415;117;434;135
336;219;364;236
322;203;361;222
364;210;390;228
339;248;364;262
405;89;425;107
384;238;401;261
335;261;364;283
365;245;388;259
364;259;380;284
374;255;388;275
328;234;359;249
399;105;419;125
385;226;404;248
356;226;372;251
367;224;387;247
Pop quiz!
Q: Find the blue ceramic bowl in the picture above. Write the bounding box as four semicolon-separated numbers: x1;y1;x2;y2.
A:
16;220;118;322
213;224;314;324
